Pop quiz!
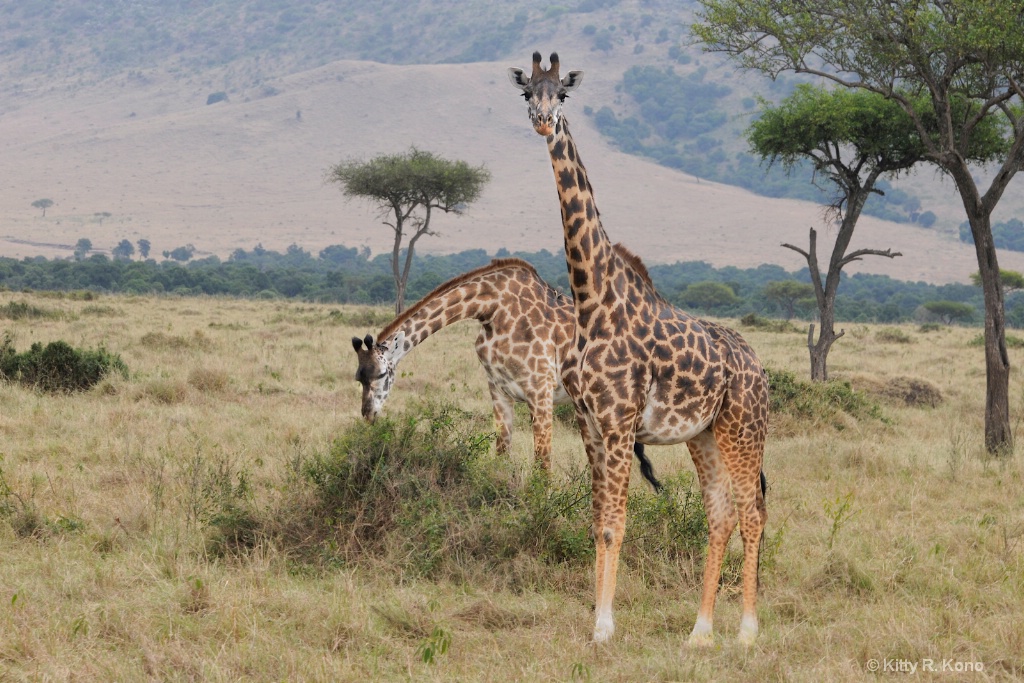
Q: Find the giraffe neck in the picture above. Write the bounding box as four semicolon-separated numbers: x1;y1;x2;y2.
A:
546;117;618;329
376;267;507;362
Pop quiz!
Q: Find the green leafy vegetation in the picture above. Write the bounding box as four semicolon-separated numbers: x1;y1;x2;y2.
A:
0;334;128;392
960;218;1024;252
0;243;1011;326
245;403;713;588
766;367;885;427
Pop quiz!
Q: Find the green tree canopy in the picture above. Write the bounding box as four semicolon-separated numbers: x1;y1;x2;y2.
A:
695;0;1024;450
971;269;1024;294
112;239;135;261
923;300;975;325
680;281;740;311
32;198;53;217
328;147;490;314
763;280;815;320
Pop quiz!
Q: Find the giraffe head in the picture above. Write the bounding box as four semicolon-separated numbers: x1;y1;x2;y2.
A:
351;331;405;422
508;51;583;136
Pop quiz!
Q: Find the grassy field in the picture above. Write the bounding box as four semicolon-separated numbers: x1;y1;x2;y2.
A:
0;291;1022;681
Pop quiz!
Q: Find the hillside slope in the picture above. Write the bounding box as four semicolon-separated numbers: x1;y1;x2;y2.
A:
1;55;1020;285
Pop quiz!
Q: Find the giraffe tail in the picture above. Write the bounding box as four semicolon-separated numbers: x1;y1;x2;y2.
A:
632;442;663;493
758;469;767;590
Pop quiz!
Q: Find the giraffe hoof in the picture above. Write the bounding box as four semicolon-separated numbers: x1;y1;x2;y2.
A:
687;616;714;648
687;630;714;648
592;615;615;644
738;615;759;646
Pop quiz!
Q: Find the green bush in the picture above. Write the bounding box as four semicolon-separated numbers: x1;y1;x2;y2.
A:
740;312;800;333
289;403;711;585
0;334;128;392
766;367;885;425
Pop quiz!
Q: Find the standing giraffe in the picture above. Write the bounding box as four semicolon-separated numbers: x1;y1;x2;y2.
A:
351;255;660;487
508;52;770;646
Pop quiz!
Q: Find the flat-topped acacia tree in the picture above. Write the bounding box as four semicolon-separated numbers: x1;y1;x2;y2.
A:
329;148;490;314
748;85;999;381
695;0;1024;454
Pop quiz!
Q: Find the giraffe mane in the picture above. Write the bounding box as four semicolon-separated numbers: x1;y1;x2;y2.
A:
612;243;653;287
377;258;540;341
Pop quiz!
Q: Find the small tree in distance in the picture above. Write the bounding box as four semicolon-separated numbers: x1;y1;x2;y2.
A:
73;238;92;260
137;239;151;260
32;199;53;217
328;147;490;314
763;280;815;321
112;239;135;261
923;301;975;326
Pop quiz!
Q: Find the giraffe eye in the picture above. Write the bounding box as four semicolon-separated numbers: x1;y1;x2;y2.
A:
521;91;531;101
558;92;568;102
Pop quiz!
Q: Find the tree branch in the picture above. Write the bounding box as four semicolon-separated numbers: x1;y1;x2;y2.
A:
837;248;902;269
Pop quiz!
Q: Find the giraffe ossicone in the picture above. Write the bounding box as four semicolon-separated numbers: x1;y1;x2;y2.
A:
509;51;770;647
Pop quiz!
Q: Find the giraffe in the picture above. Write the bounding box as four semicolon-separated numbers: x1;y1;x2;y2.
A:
508;52;770;646
351;255;661;487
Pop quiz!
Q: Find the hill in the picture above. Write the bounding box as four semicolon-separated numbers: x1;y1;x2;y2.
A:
1;1;1022;284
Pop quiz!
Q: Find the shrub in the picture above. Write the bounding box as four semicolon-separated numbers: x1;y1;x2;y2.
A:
766;367;885;427
272;403;711;586
740;312;800;333
968;333;1024;348
0;335;128;392
875;327;914;344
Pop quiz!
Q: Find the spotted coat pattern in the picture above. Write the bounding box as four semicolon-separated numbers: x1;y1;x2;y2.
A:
509;52;770;646
352;258;574;469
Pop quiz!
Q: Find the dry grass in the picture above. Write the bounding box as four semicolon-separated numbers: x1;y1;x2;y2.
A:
0;292;1022;681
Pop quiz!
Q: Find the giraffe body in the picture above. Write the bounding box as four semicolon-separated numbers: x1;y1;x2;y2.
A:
509;52;770;646
352;258;571;469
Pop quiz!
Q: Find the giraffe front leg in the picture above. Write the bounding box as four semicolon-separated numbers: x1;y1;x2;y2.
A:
592;431;633;644
487;380;515;456
574;409;611;641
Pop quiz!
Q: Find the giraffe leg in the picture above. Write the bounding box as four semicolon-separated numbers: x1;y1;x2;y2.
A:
591;430;633;644
574;409;610;640
526;387;554;470
488;380;515;456
714;429;767;646
686;429;737;648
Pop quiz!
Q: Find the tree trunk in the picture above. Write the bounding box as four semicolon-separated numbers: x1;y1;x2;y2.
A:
967;210;1012;454
391;215;405;315
807;303;842;382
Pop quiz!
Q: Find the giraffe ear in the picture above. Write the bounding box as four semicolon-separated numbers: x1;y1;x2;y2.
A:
508;67;530;91
561;70;583;92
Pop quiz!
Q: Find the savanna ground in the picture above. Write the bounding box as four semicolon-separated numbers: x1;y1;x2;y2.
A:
0;290;1022;682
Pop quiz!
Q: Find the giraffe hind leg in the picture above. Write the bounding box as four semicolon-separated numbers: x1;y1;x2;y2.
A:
686;429;736;647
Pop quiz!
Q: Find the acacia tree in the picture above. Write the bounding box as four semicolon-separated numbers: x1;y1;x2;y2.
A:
328;148;490;314
749;86;932;380
32;198;53;217
763;280;815;322
695;0;1024;453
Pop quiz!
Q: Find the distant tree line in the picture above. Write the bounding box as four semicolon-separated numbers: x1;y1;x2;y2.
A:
960;218;1024;252
2;243;1021;327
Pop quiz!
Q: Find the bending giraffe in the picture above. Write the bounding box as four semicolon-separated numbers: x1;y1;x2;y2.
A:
351;256;661;487
508;52;770;646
